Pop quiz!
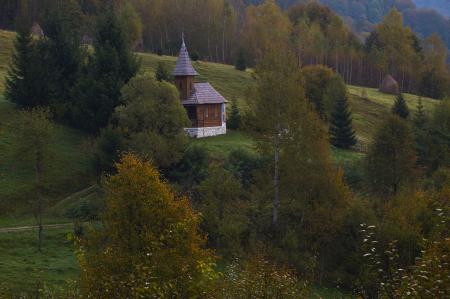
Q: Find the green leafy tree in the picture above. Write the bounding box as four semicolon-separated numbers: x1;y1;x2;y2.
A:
15;108;55;251
196;164;248;257
330;94;357;149
227;98;241;130
155;61;170;82
93;127;125;176
247;44;306;227
302;65;335;118
248;44;351;279
118;2;143;49
115;74;190;168
366;116;417;195
323;74;347;120
165;145;209;192
78;153;217;298
392;93;410;119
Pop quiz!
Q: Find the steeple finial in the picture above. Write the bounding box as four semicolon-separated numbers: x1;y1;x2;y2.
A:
172;33;198;76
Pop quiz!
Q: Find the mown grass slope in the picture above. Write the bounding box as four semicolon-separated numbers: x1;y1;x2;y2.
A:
0;95;94;210
0;30;14;92
0;31;94;210
0;227;79;296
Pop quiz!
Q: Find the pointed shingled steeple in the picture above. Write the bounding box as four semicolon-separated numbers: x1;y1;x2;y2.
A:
172;36;198;76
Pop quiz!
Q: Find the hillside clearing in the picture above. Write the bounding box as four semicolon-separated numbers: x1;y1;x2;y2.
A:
0;226;79;296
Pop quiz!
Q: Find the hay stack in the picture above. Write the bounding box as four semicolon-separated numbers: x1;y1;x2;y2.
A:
31;22;44;38
379;74;399;95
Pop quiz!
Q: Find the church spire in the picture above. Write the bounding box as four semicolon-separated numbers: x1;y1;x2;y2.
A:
172;35;198;76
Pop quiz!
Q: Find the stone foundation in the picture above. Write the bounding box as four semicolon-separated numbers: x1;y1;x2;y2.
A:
185;123;226;138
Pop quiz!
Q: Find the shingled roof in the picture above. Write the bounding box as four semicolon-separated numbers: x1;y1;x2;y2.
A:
172;39;199;76
182;83;227;105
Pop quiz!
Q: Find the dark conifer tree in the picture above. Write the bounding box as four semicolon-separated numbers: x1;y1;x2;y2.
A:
4;15;36;107
227;98;241;130
155;62;170;82
72;7;139;133
413;97;429;165
330;95;357;149
234;48;247;71
38;0;84;118
392;93;410;119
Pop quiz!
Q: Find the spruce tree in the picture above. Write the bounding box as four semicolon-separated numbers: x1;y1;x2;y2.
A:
392;93;410;119
227;98;241;130
413;97;427;130
39;0;84;117
413;97;429;165
155;61;170;82
330;95;357;149
4;13;38;107
234;48;246;71
71;7;139;133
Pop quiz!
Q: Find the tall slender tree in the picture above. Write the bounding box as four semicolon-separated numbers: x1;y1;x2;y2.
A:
330;95;357;149
366;115;417;195
392;93;410;119
4;5;37;107
15;108;55;252
39;0;84;118
413;97;429;165
71;6;139;133
227;98;241;130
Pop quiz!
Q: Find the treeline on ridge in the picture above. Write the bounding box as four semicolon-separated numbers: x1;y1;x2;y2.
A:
1;0;450;99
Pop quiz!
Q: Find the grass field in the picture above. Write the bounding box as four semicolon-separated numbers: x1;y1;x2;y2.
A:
0;227;79;296
0;30;14;92
0;95;95;211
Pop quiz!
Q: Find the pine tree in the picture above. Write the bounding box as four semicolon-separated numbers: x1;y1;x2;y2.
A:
330;95;357;149
39;0;84;117
235;48;247;71
71;7;139;133
227;98;241;130
4;12;38;107
413;97;429;165
392;93;410;119
413;97;427;130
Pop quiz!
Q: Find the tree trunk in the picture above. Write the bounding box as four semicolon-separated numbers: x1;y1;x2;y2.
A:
35;152;44;252
272;129;280;227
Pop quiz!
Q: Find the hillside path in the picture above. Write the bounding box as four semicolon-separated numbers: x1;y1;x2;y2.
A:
0;223;73;233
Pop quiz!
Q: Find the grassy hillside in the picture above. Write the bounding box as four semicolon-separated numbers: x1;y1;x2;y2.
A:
138;51;254;107
0;227;79;296
0;95;94;210
0;30;14;92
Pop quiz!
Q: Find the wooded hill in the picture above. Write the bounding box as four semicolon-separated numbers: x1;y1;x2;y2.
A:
0;28;438;205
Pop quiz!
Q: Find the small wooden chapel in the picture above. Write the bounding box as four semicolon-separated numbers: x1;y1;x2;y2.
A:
172;38;227;138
